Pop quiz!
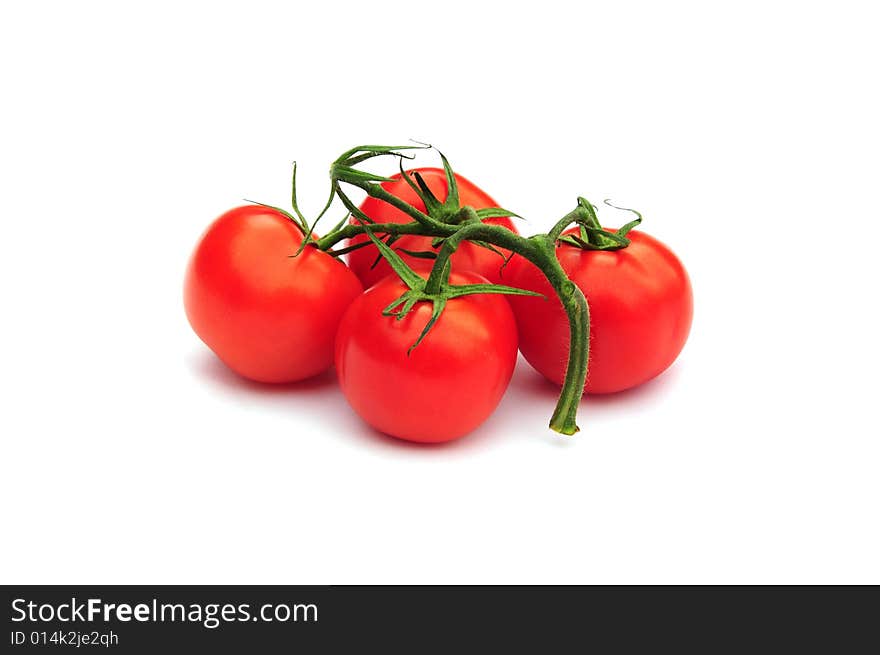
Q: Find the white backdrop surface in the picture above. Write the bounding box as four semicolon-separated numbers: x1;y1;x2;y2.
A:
1;1;877;584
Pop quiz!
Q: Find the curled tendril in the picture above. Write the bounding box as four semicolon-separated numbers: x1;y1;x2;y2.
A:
602;199;643;238
603;199;643;222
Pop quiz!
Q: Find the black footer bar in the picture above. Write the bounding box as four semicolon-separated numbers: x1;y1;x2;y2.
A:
2;585;876;652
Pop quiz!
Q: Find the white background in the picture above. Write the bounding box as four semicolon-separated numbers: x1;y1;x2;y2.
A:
1;1;878;584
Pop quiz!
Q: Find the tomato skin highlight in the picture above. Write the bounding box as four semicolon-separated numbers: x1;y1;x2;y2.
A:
346;168;517;288
184;205;363;383
505;230;693;394
334;272;519;443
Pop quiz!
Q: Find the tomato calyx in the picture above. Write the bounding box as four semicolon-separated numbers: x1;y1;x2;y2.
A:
329;144;439;228
398;153;521;226
393;156;521;266
363;227;541;354
327;145;520;266
553;198;643;251
248;161;341;260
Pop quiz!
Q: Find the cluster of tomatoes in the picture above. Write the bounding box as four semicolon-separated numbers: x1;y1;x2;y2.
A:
184;164;693;443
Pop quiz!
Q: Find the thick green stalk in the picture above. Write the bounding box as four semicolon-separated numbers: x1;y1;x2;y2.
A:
547;208;583;242
531;240;589;435
321;167;595;435
314;221;450;251
425;225;588;435
423;220;529;294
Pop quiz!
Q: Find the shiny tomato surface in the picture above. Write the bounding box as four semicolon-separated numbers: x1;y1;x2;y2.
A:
335;272;519;442
185;205;362;383
504;230;692;394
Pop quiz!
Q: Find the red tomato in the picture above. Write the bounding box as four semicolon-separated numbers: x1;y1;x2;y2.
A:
505;230;693;394
335;272;519;443
185;205;362;383
346;168;517;288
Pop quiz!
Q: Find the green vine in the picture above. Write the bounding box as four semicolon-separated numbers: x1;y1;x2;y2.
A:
295;144;638;436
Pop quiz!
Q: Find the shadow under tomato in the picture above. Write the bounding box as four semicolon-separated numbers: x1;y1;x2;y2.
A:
350;411;508;452
188;350;339;395
584;365;683;406
511;359;684;408
354;425;480;451
188;350;499;453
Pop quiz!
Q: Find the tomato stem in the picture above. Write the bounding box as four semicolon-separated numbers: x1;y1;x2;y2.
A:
305;145;610;435
422;225;589;435
531;238;590;435
423;221;530;294
314;221;447;251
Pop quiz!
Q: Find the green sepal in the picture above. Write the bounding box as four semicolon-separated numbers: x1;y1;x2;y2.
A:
475;207;523;220
331;145;427;189
579;225;629;247
365;226;543;354
446;283;544;300
412;171;445;214
291;184;338;259
577;197;602;228
335;184;375;225
557;234;587;249
325;239;375;258
383;293;420;319
616;218;642;238
406;297;447;354
288;162;311;232
334;144;426;168
369;234;401;270
331;165;395;185
553;197;644;251
603;199;643;237
325;210;355;236
438;151;459;209
397;160;443;216
362;228;423;289
243;199;309;235
560;226;629;251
